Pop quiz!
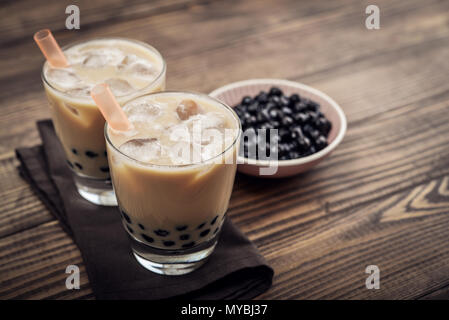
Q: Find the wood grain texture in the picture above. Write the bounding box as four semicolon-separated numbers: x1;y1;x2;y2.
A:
1;0;449;299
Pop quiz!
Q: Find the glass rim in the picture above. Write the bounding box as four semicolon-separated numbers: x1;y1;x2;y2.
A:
41;37;167;101
104;91;242;168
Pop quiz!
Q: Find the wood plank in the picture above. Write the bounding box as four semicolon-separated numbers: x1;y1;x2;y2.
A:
0;152;54;237
1;0;448;152
419;285;449;300
258;176;449;299
1;0;449;299
0;221;92;299
0;0;205;46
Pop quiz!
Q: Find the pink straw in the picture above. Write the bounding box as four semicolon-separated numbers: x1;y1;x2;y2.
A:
33;29;68;68
91;84;131;131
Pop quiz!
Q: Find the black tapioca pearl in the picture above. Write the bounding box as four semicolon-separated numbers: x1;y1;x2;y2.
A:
66;160;74;169
210;215;218;225
85;150;99;158
281;116;294;127
100;166;109;173
163;241;175;247
241;96;253;106
269;87;283;97
154;229;169;237
289;93;300;104
176;225;188;231
306;100;320;112
121;210;131;224
180;234;190;241
182;242;195;249
104;150;107;157
74;162;83;170
138;223;145;230
213;227;219;234
71;148;78;155
314;135;328;151
141;234;154;243
200;229;210;237
197;222;206;230
127;225;134;234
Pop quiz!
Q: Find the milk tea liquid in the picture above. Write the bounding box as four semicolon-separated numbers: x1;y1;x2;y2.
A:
43;39;166;179
106;93;241;250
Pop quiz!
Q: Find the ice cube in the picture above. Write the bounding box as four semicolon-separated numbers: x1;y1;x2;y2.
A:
176;99;202;120
200;112;227;130
201;126;225;146
119;138;161;162
202;142;222;161
186;112;227;138
66;86;91;97
124;102;162;122
127;62;157;78
117;54;139;69
63;102;79;116
65;52;85;65
46;68;80;88
105;78;134;96
82;53;108;68
169;123;191;142
168;141;202;165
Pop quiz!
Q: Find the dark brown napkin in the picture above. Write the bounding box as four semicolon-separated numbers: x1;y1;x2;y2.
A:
15;120;273;300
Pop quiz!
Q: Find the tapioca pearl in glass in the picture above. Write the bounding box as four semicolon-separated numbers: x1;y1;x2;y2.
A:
199;229;210;237
179;234;190;241
182;242;196;249
197;222;206;230
210;215;218;225
121;210;132;224
141;234;154;243
154;229;169;237
163;240;175;247
176;225;188;231
85;150;99;158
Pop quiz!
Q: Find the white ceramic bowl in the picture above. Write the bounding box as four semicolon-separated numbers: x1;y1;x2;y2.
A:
209;79;347;178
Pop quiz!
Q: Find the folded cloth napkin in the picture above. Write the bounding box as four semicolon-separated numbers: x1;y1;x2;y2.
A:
15;120;273;300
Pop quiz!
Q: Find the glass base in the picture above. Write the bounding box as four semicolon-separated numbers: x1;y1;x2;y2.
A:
73;174;117;206
130;233;217;275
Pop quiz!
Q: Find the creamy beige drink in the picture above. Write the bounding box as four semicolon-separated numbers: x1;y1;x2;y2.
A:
105;92;241;274
42;38;166;205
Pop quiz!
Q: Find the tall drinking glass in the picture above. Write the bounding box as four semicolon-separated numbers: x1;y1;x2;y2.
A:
105;92;241;275
41;38;166;205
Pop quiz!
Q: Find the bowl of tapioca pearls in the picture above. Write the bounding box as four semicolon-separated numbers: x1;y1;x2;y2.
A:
210;79;347;178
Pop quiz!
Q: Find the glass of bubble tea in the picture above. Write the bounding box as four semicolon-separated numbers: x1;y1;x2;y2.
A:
41;37;166;206
105;91;242;275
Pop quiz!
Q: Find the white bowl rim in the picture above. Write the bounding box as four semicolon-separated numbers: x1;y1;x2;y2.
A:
209;78;347;167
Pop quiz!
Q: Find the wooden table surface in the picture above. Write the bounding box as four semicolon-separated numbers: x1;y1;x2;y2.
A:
1;0;449;300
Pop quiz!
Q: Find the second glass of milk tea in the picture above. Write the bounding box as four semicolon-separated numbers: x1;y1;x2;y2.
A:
106;92;241;275
41;38;166;205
